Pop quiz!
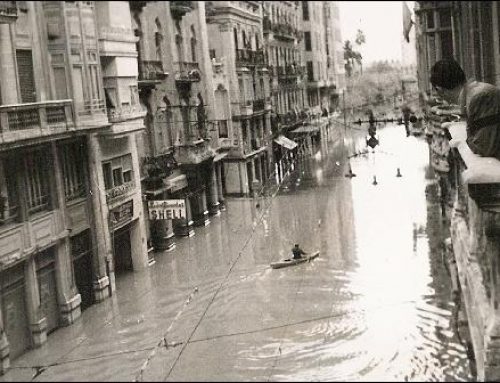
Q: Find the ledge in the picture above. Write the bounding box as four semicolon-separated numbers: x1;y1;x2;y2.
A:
448;121;500;184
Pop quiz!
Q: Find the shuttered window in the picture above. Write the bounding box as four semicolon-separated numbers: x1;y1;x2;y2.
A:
60;141;86;201
23;149;51;214
16;49;36;103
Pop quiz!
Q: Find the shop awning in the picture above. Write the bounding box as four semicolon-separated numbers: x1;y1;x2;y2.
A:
274;135;298;150
291;125;320;134
213;151;229;162
164;173;188;192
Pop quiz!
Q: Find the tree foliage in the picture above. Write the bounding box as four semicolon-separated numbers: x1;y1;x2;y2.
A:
344;29;365;77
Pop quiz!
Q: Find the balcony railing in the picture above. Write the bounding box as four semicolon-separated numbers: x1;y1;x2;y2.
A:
0;1;17;23
175;139;215;165
173;61;201;83
253;99;265;111
170;1;194;19
235;49;265;67
0;100;75;143
105;181;135;203
138;60;166;84
107;103;147;123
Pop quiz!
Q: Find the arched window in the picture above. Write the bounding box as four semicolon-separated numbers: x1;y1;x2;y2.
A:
175;20;183;62
154;18;162;61
190;25;197;62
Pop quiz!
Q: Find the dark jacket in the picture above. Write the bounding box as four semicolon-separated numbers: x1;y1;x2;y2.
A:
459;81;500;160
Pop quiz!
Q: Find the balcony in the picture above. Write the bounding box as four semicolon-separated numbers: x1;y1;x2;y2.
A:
238;100;253;116
138;60;168;87
106;103;147;124
0;100;75;145
173;61;201;84
170;1;194;19
272;23;298;41
0;1;17;24
175;138;215;165
235;49;265;68
253;99;265;112
105;181;135;204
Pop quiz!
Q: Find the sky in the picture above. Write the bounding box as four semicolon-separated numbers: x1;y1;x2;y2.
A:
339;1;415;65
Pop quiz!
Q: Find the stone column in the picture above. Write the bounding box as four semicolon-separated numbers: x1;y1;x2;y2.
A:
24;258;47;348
151;217;176;252
51;143;81;325
216;163;225;211
0;23;18;104
173;193;195;237
129;133;149;271
207;165;220;216
86;133;112;300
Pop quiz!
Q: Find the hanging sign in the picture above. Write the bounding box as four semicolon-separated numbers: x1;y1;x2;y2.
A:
148;199;186;220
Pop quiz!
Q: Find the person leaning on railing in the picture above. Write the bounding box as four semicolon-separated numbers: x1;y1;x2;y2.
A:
430;58;500;160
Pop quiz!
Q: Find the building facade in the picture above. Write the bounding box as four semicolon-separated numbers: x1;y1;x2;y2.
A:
0;0;149;373
415;1;500;380
0;1;346;373
206;1;273;197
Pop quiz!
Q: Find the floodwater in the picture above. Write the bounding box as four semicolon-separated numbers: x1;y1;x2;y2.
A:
1;122;473;382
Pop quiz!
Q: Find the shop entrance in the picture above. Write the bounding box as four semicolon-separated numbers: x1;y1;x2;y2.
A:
113;225;133;273
0;262;31;359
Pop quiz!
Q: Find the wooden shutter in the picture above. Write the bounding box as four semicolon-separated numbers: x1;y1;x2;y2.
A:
16;49;36;103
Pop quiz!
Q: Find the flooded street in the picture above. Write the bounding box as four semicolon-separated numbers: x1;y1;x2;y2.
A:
1;123;473;382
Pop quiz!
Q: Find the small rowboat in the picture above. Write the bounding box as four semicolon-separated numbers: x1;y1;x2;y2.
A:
270;251;320;269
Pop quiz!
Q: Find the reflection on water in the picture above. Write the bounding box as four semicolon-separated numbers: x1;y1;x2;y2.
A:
1;124;473;382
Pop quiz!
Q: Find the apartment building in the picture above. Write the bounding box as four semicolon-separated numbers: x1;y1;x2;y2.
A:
132;1;227;250
0;1;148;372
206;1;272;197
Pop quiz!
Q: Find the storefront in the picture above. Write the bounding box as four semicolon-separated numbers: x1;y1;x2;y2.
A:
35;248;59;334
0;262;30;359
71;230;94;311
109;200;134;273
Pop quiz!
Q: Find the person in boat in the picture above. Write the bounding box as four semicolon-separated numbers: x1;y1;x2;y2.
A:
292;244;307;260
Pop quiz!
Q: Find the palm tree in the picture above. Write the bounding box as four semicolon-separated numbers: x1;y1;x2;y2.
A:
343;40;363;77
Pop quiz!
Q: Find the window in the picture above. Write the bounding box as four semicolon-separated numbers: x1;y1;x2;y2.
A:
60;141;86;201
307;61;314;82
209;49;216;59
102;154;133;190
219;120;228;138
23;149;51;214
304;31;311;51
0;156;19;225
16;49;36;103
302;1;309;21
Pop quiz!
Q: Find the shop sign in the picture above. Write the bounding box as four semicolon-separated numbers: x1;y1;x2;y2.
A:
109;200;134;229
148;199;186;220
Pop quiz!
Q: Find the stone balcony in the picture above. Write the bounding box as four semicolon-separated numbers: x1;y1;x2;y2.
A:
170;1;195;19
173;61;201;84
0;1;17;24
235;49;265;68
445;121;500;381
0;100;77;146
174;138;215;165
138;60;168;88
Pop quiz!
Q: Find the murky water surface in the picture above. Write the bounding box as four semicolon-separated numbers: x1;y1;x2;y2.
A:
1;123;473;382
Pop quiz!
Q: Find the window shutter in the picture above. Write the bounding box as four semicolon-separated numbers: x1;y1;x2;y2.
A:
16;49;36;103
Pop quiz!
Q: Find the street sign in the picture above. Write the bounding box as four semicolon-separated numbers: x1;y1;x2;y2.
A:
148;199;186;220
